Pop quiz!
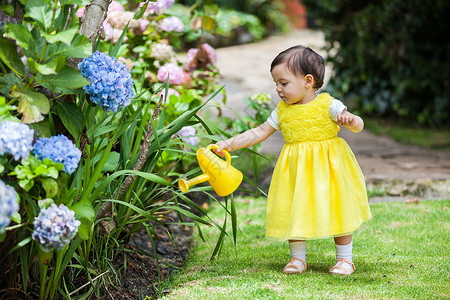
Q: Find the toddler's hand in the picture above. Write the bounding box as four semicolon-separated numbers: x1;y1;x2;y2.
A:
336;110;355;127
214;140;232;157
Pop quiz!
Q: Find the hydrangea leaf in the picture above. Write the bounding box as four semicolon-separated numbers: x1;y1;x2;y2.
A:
40;178;58;198
0;74;23;99
0;96;19;123
39;66;90;90
56;102;84;140
0;39;26;76
47;34;91;58
10;86;50;124
25;0;53;32
19;178;34;191
38;198;54;210
27;56;66;75
4;23;34;50
59;0;90;5
41;27;77;45
10;212;21;224
71;201;95;240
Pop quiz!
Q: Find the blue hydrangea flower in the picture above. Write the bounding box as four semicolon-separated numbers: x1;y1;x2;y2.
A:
78;51;134;112
0;121;34;161
32;203;81;252
33;135;81;174
0;180;19;234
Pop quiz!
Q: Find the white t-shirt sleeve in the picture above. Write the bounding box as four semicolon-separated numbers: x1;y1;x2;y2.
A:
330;98;347;122
267;109;281;130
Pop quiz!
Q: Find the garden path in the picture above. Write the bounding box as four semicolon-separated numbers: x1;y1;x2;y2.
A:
211;29;450;200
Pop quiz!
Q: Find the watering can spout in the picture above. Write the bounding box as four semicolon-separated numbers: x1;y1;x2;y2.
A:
178;144;243;196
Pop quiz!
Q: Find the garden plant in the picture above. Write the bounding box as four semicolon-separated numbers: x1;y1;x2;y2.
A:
0;0;266;298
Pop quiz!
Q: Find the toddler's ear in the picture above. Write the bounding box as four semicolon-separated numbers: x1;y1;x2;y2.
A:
304;74;315;88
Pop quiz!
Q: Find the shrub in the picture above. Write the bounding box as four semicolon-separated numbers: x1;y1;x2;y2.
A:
303;0;450;126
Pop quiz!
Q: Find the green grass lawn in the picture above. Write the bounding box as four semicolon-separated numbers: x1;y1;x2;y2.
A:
158;197;449;299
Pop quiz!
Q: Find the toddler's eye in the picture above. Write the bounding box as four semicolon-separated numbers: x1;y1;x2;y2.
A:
281;82;288;86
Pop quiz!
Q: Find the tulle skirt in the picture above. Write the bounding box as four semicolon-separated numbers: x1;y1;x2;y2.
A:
265;137;372;240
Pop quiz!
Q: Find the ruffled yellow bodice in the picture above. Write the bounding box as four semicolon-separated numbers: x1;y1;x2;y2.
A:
277;93;340;143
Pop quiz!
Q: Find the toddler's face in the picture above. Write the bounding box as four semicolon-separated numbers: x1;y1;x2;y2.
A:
271;63;311;105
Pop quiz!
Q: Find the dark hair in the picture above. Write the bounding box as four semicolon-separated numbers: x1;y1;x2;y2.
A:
270;45;325;89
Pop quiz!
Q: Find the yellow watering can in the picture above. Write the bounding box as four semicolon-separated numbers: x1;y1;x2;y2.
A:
178;144;243;196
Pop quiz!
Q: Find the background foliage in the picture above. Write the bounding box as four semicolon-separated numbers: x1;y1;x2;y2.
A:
303;0;450;126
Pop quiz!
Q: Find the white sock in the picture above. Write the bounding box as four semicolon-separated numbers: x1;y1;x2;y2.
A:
289;241;306;267
335;241;353;261
334;241;354;272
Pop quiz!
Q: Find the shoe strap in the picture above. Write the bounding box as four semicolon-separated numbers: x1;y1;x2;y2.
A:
289;258;306;270
335;258;355;271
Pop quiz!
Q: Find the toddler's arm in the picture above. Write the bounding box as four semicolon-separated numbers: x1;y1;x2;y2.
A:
336;110;364;133
215;121;276;156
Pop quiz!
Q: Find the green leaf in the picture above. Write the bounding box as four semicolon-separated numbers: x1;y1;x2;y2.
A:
25;0;53;32
0;39;26;76
41;27;77;45
0;74;22;98
70;201;95;240
59;0;90;5
47;34;92;58
27;56;66;75
4;23;34;50
71;200;95;222
10;212;21;224
0;5;15;16
10;85;50;124
76;219;91;240
40;178;58;198
56;102;84;140
19;179;34;191
38;66;90;90
102;151;120;172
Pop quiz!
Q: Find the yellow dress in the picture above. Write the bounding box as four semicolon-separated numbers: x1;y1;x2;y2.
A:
265;93;372;240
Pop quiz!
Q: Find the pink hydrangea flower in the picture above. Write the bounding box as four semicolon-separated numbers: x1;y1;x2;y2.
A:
157;63;185;85
184;43;217;69
160;88;180;99
76;0;124;17
158;16;184;33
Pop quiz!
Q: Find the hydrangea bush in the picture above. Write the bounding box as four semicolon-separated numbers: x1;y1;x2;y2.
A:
78;51;135;112
0;180;19;234
32;204;81;252
33;135;81;174
0;121;34;161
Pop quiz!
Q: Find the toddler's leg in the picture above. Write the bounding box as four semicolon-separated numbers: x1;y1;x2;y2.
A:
282;240;307;274
329;235;355;275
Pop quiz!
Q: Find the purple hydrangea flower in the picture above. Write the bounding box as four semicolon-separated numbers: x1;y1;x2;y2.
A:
173;126;198;147
32;204;81;252
0;180;19;234
78;51;135;112
157;63;185;85
140;0;174;15
0;121;34;161
158;16;184;33
33;135;81;174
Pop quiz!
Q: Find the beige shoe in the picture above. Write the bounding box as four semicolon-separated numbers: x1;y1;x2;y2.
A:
282;258;307;274
329;258;356;275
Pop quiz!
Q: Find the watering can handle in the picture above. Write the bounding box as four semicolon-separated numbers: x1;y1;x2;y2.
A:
207;144;232;164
